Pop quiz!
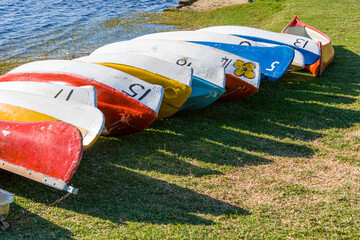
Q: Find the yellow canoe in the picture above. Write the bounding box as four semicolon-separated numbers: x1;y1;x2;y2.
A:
0;103;59;122
75;53;192;119
0;103;101;150
0;103;99;147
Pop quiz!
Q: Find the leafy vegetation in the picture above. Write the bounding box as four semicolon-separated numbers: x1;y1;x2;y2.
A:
0;0;359;239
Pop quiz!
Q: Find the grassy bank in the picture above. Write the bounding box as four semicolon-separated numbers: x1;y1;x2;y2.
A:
1;0;359;239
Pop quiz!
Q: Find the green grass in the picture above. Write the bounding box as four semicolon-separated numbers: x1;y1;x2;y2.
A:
1;0;360;239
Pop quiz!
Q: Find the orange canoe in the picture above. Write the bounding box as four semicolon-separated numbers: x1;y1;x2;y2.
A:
282;16;335;77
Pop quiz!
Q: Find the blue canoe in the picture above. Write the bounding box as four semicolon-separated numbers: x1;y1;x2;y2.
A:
190;42;295;81
180;75;225;110
198;26;320;66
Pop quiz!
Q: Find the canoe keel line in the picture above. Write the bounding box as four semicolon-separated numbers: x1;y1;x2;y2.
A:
0;160;78;194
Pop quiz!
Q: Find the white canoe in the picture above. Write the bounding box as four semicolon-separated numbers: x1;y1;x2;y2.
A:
89;49;225;91
0;81;97;107
135;30;305;71
75;52;192;89
74;53;193;117
0;89;105;149
83;51;226;110
8;60;163;114
92;39;261;101
198;26;319;66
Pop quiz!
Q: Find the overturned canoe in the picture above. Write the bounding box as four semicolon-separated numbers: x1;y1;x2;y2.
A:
1;60;164;135
0;120;83;194
192;42;294;81
198;26;320;66
135;30;304;72
0;81;97;107
93;39;260;101
0;89;105;149
90;49;226;110
282;16;335;77
75;53;192;118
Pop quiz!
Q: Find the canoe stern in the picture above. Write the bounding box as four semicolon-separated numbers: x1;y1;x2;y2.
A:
282;16;334;77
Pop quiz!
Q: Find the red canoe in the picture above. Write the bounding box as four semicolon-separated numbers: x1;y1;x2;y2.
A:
282;16;335;77
0;121;83;194
0;72;157;135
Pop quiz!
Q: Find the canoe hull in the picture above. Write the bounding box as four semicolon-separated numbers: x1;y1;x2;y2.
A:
0;89;104;149
0;72;157;135
0;103;59;122
88;51;226;109
180;76;224;110
96;63;191;118
198;26;320;66
0;121;83;192
92;39;260;101
75;53;193;118
219;74;258;101
282;16;335;77
0;81;97;107
192;42;294;81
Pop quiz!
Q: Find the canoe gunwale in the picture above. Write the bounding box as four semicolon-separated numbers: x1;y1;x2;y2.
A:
282;16;332;44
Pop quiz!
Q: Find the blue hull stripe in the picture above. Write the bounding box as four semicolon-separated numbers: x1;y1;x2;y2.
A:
190;41;294;81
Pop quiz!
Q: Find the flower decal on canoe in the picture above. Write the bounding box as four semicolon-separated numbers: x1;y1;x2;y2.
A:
233;60;255;79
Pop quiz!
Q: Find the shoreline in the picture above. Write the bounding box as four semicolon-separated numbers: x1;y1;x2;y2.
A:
166;0;250;12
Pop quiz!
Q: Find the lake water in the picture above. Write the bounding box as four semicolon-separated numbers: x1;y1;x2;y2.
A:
0;0;179;61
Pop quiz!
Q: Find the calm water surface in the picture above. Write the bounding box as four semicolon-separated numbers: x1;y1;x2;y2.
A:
0;0;178;60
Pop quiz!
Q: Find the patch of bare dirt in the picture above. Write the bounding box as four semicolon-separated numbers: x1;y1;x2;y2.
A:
181;0;249;11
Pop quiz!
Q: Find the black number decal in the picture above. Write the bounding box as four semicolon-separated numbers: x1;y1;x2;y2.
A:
138;89;151;101
239;41;252;46
66;90;74;100
294;38;309;48
54;89;74;101
221;57;233;68
176;59;192;67
54;89;63;98
122;84;151;100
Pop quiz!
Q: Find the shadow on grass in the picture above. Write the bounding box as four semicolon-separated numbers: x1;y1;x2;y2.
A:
101;45;360;175
0;182;74;239
96;124;275;172
1;46;358;231
74;166;249;225
1;167;249;227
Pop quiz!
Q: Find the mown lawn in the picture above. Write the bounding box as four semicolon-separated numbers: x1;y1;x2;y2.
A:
1;0;359;239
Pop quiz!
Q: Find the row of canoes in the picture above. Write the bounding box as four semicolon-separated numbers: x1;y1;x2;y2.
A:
0;16;334;196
